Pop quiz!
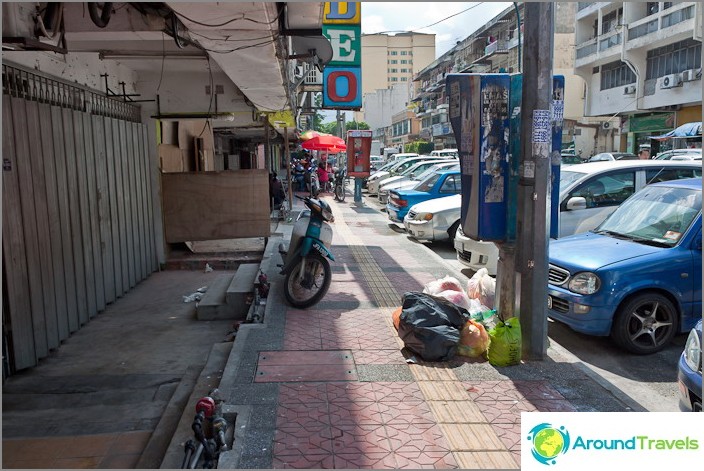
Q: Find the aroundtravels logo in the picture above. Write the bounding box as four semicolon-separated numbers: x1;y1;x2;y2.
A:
526;423;571;465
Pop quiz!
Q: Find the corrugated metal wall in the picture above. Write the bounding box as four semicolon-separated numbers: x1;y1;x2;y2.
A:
2;64;158;373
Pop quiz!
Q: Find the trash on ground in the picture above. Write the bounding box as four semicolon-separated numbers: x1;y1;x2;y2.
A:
487;317;522;366
196;286;208;293
457;319;490;357
205;263;214;273
183;292;203;303
392;306;403;330
397;291;467;361
467;268;495;308
423;275;463;295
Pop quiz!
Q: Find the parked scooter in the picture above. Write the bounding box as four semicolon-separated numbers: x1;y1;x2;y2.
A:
278;196;334;308
333;168;346;202
306;166;320;198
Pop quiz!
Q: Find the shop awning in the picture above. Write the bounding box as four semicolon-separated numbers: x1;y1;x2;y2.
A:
649;121;702;141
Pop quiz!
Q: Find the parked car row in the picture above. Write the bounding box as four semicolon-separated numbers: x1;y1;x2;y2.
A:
362;157;703;357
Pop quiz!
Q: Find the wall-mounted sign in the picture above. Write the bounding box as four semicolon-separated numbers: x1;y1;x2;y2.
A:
322;2;362;110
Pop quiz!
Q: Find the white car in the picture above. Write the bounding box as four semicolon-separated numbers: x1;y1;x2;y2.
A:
455;160;703;274
430;149;459;158
367;156;446;196
654;149;702;161
404;194;462;243
378;159;457;204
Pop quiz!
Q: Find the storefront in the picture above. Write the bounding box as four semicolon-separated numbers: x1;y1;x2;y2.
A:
624;112;675;154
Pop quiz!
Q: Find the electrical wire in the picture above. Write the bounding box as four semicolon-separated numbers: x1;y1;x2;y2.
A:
188;29;279;43
171;7;283;29
369;3;486;35
156;32;166;93
198;56;214;138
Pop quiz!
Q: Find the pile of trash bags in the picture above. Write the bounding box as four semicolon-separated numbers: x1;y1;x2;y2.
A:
392;270;521;366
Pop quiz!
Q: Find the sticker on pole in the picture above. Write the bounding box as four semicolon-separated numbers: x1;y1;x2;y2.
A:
532;109;551;144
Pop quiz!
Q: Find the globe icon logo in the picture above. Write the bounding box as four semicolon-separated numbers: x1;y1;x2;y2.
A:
527;423;570;465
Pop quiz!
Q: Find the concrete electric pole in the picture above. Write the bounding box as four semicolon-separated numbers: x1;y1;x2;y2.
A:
515;2;554;360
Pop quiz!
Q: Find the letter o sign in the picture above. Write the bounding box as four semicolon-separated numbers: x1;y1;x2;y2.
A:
323;67;361;108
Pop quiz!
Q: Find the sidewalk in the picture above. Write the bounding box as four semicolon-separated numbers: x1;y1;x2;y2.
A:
214;191;635;470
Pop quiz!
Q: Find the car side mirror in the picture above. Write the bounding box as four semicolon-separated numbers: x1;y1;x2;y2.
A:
566;196;587;211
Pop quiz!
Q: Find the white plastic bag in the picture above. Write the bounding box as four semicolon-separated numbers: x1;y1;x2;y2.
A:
423;275;464;295
434;289;473;311
466;268;495;308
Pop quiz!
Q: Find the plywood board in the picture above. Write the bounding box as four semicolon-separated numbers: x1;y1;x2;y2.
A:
51;106;79;333
84;112;105;312
26;100;59;350
3;99;37;370
162;170;271;242
13;97;49;359
93;115;116;304
39;103;70;341
159;144;184;173
72;110;97;319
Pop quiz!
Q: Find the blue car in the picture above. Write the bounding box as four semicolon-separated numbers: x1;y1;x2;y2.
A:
386;170;461;223
678;319;702;411
547;178;702;354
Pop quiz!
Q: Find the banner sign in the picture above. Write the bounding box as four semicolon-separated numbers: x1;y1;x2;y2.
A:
323;2;362;110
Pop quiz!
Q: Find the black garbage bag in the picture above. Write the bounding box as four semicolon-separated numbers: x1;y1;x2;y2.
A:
397;291;469;361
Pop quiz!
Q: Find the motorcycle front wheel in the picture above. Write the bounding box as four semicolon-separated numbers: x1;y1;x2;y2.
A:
334;183;345;202
283;251;332;308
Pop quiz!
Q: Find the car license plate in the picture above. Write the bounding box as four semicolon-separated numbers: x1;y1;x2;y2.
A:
547;296;552;309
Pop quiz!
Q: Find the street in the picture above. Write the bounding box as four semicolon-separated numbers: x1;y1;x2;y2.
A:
360;191;684;412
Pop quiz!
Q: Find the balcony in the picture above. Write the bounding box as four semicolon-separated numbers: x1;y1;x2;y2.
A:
575;37;598;60
484;39;509;56
627;18;658;41
598;32;621;52
577;2;595;11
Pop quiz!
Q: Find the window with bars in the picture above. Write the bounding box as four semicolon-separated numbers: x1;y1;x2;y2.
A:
401;51;408;55
646;38;701;79
600;61;636;90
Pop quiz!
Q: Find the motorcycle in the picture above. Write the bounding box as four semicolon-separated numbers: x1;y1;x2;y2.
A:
278;196;334;308
306;166;320;198
333;168;346;202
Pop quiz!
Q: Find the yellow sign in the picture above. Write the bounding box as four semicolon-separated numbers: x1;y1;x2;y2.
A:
323;2;361;24
267;110;295;128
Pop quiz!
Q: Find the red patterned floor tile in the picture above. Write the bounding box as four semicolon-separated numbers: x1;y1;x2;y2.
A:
394;451;459;469
278;383;328;404
512;380;568;400
491;422;522;450
329;424;393;454
275;403;331;428
353;350;406;365
328;401;385;426
273;425;333;456
378;400;435;425
371;383;425;403
474;400;537;423
384;422;451;454
272;454;335;469
334;452;398;469
327;382;378;403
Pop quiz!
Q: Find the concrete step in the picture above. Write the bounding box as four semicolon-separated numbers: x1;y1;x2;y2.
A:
226;263;260;320
158;342;234;469
196;274;234;320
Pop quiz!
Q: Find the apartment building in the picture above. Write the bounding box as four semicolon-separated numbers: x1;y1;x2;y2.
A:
574;2;702;153
412;3;609;156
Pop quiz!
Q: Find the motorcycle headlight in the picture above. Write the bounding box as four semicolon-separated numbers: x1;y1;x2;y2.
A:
683;328;701;372
568;272;600;295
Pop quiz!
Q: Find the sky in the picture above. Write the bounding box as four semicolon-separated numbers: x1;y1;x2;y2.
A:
322;2;512;122
361;1;512;58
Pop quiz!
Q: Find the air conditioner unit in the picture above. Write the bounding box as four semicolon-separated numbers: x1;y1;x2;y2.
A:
601;121;611;130
623;85;636;95
659;73;682;89
680;69;698;82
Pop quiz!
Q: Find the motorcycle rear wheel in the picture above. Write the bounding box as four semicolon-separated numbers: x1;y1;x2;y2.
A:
283;251;331;308
334;183;345;202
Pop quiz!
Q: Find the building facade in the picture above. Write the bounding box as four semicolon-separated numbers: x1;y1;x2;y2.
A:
574;1;702;154
411;3;610;156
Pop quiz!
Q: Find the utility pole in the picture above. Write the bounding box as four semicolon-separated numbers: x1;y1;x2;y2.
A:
515;2;554;360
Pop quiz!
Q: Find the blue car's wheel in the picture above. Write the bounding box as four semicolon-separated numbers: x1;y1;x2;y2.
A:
611;292;678;355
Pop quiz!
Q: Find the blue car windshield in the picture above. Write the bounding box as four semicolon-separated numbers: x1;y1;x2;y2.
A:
414;172;442;192
596;186;702;246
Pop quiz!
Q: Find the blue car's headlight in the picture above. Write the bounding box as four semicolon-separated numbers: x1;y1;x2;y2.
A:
568;272;600;295
683;328;701;372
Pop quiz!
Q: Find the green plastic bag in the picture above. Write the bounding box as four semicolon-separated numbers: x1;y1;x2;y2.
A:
487;317;522;366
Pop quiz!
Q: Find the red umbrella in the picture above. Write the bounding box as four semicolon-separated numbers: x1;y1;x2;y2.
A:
302;135;346;151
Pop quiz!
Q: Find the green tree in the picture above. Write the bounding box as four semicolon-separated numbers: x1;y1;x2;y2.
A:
406;140;434;154
311;93;325;130
318;121;337;134
347;120;370;130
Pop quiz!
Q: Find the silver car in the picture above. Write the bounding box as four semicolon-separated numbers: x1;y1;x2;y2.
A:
378;160;457;204
403;194;462;243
